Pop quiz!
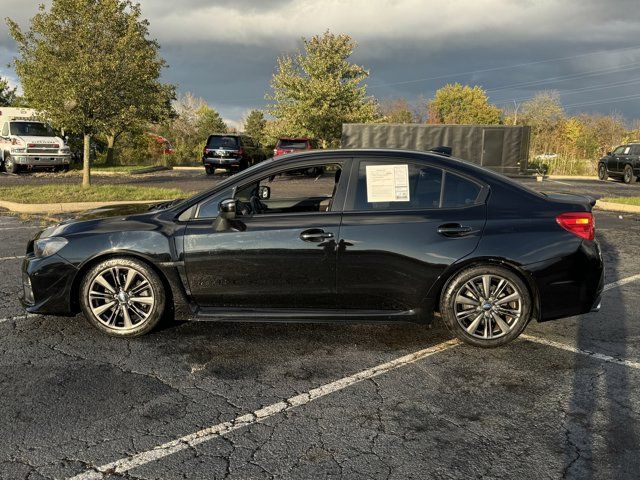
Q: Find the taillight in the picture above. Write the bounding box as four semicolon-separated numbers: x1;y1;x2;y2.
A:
238;148;245;157
556;212;595;241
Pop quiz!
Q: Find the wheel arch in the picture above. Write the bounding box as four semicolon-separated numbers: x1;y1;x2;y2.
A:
429;257;540;320
69;251;175;316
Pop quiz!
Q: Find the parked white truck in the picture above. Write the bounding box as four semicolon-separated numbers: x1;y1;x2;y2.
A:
0;107;71;173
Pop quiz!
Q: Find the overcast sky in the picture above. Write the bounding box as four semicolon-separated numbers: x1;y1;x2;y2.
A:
3;0;640;125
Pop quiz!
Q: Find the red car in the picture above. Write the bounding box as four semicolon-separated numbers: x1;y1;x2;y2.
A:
273;138;313;157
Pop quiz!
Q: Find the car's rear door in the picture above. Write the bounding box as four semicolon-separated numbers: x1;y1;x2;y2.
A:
335;158;487;311
182;159;348;310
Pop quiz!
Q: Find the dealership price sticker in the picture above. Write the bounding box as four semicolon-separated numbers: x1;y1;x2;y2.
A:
366;164;410;202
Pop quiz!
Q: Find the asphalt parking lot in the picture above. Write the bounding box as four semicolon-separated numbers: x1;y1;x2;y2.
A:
1;173;640;479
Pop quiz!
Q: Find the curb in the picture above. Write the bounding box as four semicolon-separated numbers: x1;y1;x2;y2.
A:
594;201;640;214
173;166;202;171
0;199;167;214
548;175;598;180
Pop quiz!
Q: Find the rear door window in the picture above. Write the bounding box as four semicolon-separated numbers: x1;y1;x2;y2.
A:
442;172;482;208
350;160;483;211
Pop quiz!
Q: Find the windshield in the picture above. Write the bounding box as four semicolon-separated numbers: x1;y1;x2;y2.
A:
278;140;308;149
207;136;239;149
10;121;56;137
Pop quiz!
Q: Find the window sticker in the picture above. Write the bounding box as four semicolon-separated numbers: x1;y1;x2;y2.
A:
366;164;410;202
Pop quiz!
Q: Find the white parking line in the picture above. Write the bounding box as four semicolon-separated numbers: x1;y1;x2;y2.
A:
68;338;461;479
0;226;39;230
602;273;640;292
0;255;24;261
0;314;31;324
521;334;640;370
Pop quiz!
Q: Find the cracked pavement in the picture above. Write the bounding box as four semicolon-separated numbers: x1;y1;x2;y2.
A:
0;176;639;479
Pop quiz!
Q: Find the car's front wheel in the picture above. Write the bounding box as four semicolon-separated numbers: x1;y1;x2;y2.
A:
79;257;166;337
623;164;636;184
440;265;532;347
4;155;19;174
598;163;608;181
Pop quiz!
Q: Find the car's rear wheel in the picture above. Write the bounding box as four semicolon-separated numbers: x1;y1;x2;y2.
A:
79;257;166;337
205;165;215;175
623;164;636;184
440;265;532;347
598;163;608;181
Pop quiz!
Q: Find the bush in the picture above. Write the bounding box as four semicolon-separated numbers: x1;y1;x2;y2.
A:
528;157;597;176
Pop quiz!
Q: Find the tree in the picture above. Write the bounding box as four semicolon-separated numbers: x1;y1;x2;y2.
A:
427;83;502;125
159;93;227;164
520;91;565;154
7;0;174;186
380;98;414;123
267;31;379;148
243;109;266;143
0;77;17;106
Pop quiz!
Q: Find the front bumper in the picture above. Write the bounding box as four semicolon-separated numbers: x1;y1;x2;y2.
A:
13;154;71;166
21;252;78;316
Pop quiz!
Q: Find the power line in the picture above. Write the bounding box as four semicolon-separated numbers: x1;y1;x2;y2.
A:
492;77;640;105
485;62;640;94
368;44;640;89
563;93;640;109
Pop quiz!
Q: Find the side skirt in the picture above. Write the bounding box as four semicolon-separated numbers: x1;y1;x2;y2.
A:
191;307;425;324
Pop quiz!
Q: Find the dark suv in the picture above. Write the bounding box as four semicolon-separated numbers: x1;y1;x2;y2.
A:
202;134;265;175
598;143;640;183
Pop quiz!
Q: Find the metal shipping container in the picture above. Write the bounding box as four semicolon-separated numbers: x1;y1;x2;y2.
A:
341;123;531;175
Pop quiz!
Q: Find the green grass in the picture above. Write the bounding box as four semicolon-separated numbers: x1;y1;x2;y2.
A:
600;197;640;206
0;184;186;204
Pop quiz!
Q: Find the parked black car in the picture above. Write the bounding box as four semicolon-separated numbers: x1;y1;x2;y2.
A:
202;133;265;175
21;149;603;347
598;143;640;183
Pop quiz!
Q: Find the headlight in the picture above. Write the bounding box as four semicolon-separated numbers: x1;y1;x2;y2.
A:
34;237;68;258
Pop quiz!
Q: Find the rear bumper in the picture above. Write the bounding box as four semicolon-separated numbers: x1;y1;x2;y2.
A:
528;239;604;322
202;157;241;167
20;253;77;316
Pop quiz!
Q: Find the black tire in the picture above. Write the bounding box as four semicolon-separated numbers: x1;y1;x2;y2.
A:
79;257;166;337
597;163;608;181
623;164;636;184
61;164;70;173
3;155;19;174
205;166;215;175
440;265;532;348
239;159;249;171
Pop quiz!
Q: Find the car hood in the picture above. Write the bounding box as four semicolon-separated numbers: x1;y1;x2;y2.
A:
16;135;64;145
39;202;161;238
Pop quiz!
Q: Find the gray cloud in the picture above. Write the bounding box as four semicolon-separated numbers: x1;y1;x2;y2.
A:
2;0;640;121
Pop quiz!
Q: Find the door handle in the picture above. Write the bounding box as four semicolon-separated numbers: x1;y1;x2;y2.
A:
300;229;334;242
437;223;474;237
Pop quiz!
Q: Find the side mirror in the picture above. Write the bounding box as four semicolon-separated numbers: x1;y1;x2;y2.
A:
218;198;236;219
213;198;236;232
258;186;270;200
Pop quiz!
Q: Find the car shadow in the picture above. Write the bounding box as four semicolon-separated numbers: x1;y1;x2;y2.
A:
563;236;639;478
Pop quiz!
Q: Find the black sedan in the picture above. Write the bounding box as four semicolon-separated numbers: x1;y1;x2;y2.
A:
21;149;604;347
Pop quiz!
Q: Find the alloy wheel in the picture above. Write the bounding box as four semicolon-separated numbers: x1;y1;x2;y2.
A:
87;265;155;331
453;274;522;340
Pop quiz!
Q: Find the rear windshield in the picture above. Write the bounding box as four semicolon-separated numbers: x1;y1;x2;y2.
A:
10;122;55;137
278;139;308;149
207;136;239;148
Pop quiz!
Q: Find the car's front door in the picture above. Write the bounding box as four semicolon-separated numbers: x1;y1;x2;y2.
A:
182;160;347;309
335;159;487;312
610;145;626;173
